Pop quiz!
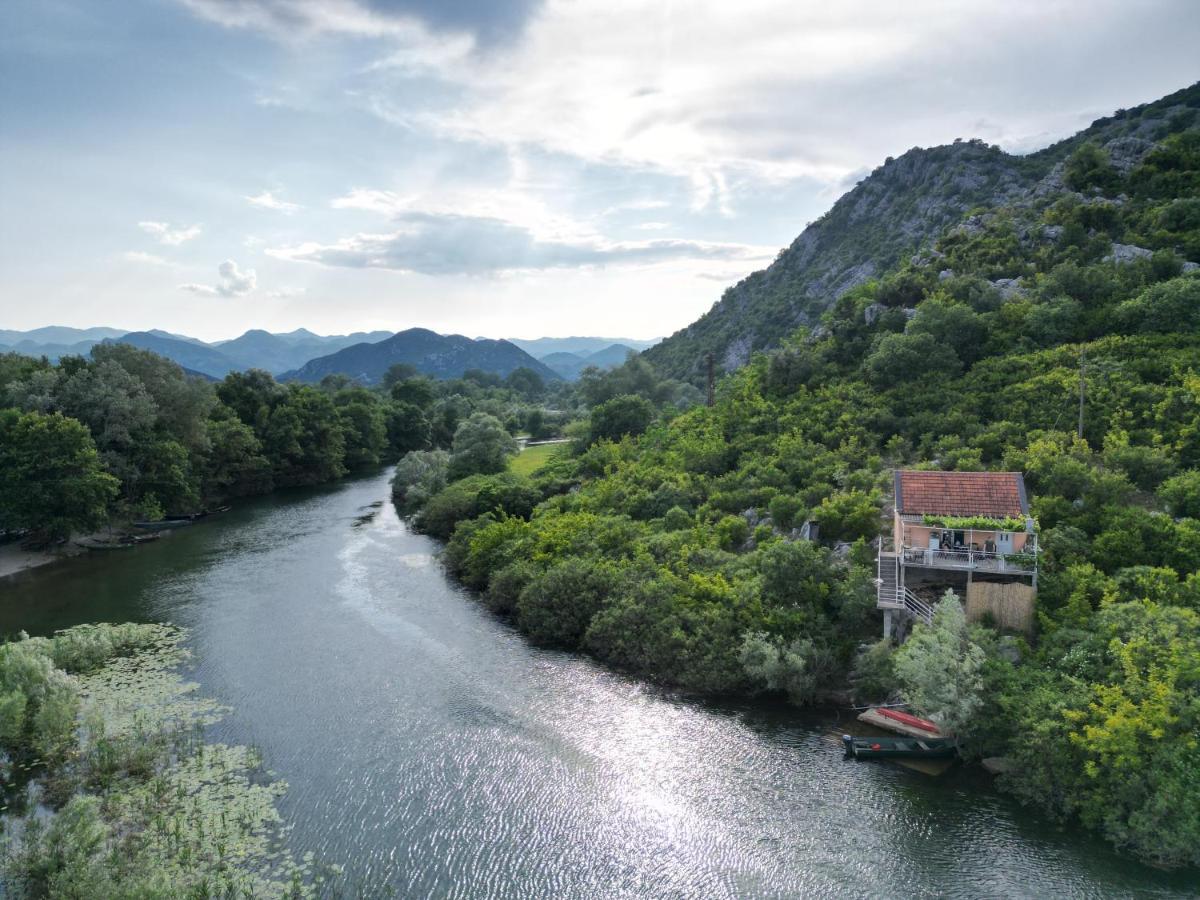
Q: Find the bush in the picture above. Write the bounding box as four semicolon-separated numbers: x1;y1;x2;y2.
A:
715;515;750;551
391;450;450;511
815;490;881;543
850;640;896;703
589;394;654;444
662;506;693;531
447;413;518;481
738;632;836;704
864;331;961;385
484;561;538;614
1159;469;1200;519
417;473;540;540
768;494;804;531
516;558;614;646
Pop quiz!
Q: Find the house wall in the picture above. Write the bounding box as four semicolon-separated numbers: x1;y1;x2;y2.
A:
900;523;1030;552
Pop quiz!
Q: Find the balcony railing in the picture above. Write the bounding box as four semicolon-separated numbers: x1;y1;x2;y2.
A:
900;545;1037;574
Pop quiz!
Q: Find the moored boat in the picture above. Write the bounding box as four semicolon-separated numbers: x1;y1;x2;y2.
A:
842;734;957;759
76;538;133;551
132;519;194;531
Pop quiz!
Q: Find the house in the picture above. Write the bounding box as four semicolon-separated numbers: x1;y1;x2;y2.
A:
877;470;1038;638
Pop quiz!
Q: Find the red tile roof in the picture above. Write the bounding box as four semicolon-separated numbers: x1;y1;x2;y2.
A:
895;470;1028;517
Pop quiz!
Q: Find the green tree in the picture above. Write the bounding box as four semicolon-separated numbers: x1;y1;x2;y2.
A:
0;410;118;538
264;386;346;486
1064;141;1119;193
516;558;613;646
201;411;271;498
893;591;985;736
588;394;654;444
336;390;388;469
505;367;546;399
447;412;517;481
386;402;431;456
390;376;436;409
1158;469;1200;519
907;295;989;366
864;332;961;385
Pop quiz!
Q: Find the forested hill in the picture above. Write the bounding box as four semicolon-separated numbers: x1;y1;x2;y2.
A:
283;328;560;384
646;81;1200;381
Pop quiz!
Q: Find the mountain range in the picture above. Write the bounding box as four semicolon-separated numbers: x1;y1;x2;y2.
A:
538;343;640;380
646;82;1200;380
0;326;642;383
506;336;660;357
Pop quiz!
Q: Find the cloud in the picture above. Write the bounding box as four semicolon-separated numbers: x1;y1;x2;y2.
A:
632;222;670;231
139;221;202;246
269;211;770;275
179;260;258;297
121;250;171;266
351;0;1200;215
178;0;535;45
246;190;302;213
266;287;306;298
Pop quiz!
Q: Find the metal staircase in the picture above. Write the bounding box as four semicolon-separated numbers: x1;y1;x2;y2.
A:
876;549;902;609
876;543;933;625
900;587;934;625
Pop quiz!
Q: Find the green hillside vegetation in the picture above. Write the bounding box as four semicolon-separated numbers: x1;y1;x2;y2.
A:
395;111;1200;867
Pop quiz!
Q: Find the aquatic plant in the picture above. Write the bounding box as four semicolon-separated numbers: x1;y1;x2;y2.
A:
0;623;333;897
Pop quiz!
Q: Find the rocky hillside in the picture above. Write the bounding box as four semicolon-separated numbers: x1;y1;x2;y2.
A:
646;82;1200;380
283;328;559;384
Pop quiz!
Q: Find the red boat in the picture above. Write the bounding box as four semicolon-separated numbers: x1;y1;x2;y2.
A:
876;708;940;733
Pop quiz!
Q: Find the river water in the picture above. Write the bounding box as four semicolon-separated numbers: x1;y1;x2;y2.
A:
1;469;1195;898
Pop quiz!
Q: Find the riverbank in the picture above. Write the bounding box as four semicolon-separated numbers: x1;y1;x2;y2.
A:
0;539;83;579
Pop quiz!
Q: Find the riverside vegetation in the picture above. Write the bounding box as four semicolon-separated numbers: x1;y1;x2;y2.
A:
392;99;1200;869
0;623;328;896
0;347;585;540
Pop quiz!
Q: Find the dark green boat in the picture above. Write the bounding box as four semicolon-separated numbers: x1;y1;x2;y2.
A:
132;518;194;531
842;734;957;759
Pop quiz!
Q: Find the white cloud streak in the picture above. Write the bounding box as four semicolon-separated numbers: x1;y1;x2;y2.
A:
121;250;171;266
246;190;303;213
138;220;203;246
270;210;770;275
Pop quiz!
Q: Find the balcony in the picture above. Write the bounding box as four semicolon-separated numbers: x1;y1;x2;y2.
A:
900;545;1037;575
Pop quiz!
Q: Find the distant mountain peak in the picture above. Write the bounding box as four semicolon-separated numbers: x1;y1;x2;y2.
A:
282;330;559;384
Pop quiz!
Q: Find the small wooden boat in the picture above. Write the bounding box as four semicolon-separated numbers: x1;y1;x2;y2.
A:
842;734;957;760
132;518;194;531
122;533;161;545
163;505;232;522
875;707;941;733
76;538;133;552
858;706;945;738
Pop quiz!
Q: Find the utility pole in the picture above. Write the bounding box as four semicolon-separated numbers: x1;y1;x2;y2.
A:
706;353;715;407
1077;348;1086;439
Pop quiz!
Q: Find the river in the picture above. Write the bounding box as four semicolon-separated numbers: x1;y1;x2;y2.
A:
1;469;1194;898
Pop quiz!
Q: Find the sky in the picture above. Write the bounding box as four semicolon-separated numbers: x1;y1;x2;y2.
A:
1;1;1198;342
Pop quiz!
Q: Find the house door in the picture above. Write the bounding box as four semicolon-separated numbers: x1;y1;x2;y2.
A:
997;532;1014;555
